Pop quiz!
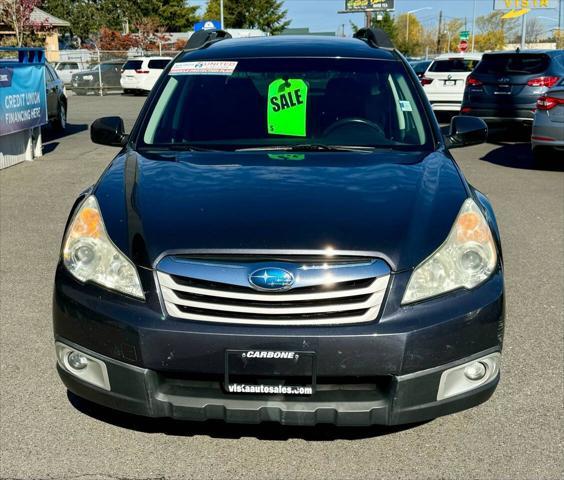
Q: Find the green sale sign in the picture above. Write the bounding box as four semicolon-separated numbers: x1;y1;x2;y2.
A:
267;78;308;137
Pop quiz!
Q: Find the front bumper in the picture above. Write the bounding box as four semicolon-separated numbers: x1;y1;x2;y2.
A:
53;265;505;426
57;339;500;426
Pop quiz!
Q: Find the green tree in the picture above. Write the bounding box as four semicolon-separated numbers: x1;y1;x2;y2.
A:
42;0;199;41
474;30;505;51
70;1;101;40
395;13;424;56
438;18;464;53
555;29;564;49
157;0;199;31
371;11;397;44
204;0;290;35
473;10;519;50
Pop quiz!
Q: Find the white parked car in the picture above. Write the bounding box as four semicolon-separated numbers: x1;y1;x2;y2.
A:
421;53;482;112
54;61;89;85
120;57;171;94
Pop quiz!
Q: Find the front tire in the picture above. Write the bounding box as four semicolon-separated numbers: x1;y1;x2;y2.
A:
52;101;67;131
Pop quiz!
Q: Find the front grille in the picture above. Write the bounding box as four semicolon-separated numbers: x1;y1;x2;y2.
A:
156;254;390;326
170;274;375;295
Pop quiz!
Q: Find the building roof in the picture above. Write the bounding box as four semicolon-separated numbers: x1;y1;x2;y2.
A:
30;7;70;28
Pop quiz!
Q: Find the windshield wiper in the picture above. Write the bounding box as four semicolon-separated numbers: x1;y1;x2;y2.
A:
140;144;219;152
237;144;376;152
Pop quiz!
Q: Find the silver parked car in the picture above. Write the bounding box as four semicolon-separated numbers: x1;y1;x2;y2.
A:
532;87;564;161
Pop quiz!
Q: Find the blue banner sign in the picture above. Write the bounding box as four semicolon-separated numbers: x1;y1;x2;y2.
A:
195;20;221;31
0;64;47;136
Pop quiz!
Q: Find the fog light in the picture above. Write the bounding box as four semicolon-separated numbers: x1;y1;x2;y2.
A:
437;352;500;401
464;361;487;381
55;342;111;391
67;351;88;370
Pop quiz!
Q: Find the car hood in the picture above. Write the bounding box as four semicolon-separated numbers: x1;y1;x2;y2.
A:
94;150;468;271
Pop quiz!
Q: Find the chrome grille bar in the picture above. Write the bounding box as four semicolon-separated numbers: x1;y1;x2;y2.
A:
156;255;390;326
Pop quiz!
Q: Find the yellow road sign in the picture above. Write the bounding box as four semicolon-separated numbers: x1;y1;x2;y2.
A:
501;8;530;18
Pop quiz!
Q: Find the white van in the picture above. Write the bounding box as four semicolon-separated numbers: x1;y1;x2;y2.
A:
54;61;89;85
120;57;171;94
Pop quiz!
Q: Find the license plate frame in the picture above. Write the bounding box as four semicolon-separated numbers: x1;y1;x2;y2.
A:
494;84;512;95
224;350;316;396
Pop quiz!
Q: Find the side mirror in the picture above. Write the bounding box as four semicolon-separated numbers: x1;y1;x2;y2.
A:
90;116;128;147
444;116;488;149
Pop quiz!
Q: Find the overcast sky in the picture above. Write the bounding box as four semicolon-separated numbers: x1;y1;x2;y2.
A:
189;0;562;36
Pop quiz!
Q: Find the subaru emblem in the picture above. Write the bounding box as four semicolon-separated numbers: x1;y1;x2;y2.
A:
249;268;295;291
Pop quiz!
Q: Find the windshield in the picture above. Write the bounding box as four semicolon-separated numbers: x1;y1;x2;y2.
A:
412;61;430;74
428;59;479;73
475;54;549;75
139;57;432;151
123;60;143;71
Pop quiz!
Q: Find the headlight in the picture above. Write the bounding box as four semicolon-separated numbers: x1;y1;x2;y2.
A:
402;198;497;304
63;196;144;299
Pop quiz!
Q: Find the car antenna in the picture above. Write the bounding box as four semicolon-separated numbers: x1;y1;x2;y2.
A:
353;28;395;49
185;29;232;51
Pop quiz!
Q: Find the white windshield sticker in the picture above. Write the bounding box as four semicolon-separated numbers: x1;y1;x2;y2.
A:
399;100;413;112
169;61;238;76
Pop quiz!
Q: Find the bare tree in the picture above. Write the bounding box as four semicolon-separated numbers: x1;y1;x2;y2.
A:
525;17;546;42
0;0;42;46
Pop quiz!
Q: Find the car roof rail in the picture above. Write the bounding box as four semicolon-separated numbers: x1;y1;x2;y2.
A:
185;29;232;51
353;28;394;49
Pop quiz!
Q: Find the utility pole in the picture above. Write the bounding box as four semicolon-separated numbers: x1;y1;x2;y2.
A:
520;13;527;49
559;0;562;48
471;0;477;52
365;11;372;28
437;10;443;54
220;0;224;29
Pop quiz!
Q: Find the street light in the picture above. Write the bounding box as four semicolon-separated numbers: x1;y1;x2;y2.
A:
406;7;432;44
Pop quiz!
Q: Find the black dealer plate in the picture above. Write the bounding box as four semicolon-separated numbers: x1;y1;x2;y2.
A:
225;350;316;396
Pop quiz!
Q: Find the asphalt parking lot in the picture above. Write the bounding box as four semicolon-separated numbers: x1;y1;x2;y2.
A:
1;95;562;480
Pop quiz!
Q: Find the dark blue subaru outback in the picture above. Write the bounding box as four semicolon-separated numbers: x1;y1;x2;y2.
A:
53;30;504;426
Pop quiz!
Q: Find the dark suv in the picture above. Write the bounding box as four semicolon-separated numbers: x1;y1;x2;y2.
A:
53;29;504;427
461;50;564;125
71;60;124;95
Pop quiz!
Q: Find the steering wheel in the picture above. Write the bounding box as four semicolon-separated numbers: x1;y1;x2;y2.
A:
322;117;385;138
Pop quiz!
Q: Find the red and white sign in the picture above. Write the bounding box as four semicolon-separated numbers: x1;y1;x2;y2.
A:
458;40;468;53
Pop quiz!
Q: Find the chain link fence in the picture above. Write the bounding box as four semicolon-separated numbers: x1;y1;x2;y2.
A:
48;49;181;96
